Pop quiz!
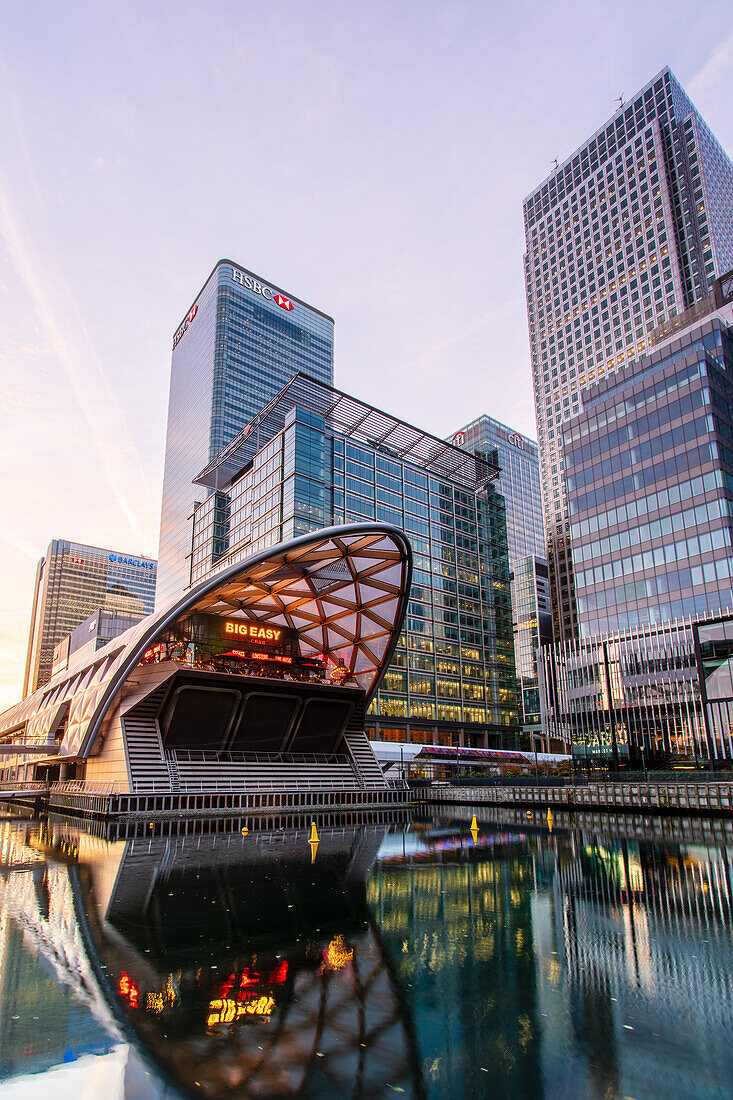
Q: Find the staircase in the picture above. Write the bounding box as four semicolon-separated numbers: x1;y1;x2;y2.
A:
122;685;170;793
166;752;181;792
172;759;356;792
343;731;389;790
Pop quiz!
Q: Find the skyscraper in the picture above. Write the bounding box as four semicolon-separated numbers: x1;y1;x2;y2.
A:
157;260;334;606
190;373;519;748
450;416;545;562
524;67;733;642
23;540;156;695
450;416;550;740
567;274;733;638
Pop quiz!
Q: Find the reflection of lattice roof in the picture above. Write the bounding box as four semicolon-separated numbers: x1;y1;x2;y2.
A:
193;371;499;492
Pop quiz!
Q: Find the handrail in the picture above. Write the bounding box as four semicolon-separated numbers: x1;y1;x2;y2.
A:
168;749;350;765
0;781;48;792
51;780;118;795
126;777;391;795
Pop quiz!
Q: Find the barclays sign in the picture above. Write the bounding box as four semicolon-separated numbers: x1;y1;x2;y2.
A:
109;554;155;571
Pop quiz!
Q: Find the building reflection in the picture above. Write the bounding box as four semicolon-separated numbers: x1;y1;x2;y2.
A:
367;827;545;1098
0;817;423;1098
553;833;733;1098
0;816;732;1098
366;818;733;1099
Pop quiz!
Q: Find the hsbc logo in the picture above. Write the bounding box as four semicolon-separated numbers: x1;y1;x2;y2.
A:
173;301;199;349
232;269;294;310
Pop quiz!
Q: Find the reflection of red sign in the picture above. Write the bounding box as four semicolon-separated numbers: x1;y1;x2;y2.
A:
219;962;289;1000
118;972;140;1008
143;643;165;661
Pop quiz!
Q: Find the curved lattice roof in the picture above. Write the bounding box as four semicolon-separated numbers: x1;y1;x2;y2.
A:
0;524;412;760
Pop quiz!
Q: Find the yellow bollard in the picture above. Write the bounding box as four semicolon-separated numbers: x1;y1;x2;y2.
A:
309;822;319;843
241;826;248;836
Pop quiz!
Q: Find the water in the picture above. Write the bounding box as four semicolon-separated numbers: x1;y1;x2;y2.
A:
0;810;730;1099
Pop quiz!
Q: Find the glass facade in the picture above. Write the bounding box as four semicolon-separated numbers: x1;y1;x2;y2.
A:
452;416;545;561
190;379;519;748
157;261;334;606
511;555;552;743
565;314;733;638
451;416;548;741
539;613;732;767
23;540;156;695
696;613;733;759
524;68;733;643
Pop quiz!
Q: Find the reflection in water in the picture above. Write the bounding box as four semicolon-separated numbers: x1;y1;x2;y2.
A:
0;815;731;1098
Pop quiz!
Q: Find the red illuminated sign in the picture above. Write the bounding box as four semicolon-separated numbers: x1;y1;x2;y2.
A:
222;650;293;664
223;622;284;643
274;294;294;311
173;299;200;348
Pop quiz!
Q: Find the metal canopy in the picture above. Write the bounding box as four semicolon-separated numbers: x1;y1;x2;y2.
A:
0;524;412;762
192;372;499;493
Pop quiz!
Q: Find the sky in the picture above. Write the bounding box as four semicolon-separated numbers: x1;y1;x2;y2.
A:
0;0;732;707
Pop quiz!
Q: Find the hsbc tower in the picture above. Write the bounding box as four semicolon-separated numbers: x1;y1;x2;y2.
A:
157;260;334;605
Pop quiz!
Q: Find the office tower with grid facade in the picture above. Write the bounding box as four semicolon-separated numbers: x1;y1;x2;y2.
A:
190;374;519;749
524;67;733;643
23;540;157;695
450;416;550;740
157;260;334;607
567;277;733;639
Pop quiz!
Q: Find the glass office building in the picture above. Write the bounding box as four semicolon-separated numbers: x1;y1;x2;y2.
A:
191;374;519;748
566;294;733;639
451;416;545;562
539;610;733;768
23;540;156;695
157;260;334;606
451;416;550;741
511;555;552;744
524;68;733;642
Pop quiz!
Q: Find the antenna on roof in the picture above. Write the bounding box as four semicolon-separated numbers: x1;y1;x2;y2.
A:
615;95;624;109
552;158;558;170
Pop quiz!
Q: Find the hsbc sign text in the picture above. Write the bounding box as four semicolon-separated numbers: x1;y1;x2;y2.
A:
231;269;294;311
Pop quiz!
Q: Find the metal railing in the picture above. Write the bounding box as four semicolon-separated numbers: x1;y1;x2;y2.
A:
128;775;385;795
0;781;48;793
168;750;350;765
51;781;118;795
